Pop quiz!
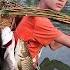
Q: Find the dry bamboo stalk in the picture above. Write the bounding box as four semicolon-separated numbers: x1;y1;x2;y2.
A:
1;7;70;24
0;1;70;25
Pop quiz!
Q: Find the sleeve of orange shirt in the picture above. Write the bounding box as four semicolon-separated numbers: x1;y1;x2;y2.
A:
33;16;62;46
14;16;63;58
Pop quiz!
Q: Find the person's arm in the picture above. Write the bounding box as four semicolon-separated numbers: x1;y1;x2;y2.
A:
54;32;70;48
33;16;70;50
49;40;63;50
49;33;70;50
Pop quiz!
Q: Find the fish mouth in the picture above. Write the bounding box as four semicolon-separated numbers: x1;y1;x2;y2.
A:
56;3;63;8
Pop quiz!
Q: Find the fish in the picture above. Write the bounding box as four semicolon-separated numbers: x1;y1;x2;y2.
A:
15;39;34;70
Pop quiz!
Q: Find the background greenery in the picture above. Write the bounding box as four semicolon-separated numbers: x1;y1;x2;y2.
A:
40;58;70;70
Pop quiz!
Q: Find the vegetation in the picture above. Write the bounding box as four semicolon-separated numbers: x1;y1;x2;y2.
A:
62;1;70;16
40;58;70;70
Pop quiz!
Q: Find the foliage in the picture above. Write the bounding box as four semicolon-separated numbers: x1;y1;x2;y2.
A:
62;1;70;16
24;0;38;7
40;58;70;70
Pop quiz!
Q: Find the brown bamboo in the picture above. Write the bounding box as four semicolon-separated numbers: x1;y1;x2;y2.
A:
0;1;70;26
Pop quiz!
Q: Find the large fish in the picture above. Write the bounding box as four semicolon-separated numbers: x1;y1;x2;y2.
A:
15;39;34;70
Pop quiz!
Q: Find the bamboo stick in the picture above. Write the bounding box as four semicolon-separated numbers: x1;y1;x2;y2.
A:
0;1;70;24
1;7;70;24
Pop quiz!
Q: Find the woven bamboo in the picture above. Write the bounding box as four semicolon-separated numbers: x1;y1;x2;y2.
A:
0;1;70;30
0;15;15;29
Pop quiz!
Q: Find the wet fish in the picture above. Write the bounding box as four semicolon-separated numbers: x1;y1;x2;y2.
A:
15;39;34;70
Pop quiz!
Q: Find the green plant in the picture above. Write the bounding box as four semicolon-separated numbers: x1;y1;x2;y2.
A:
40;58;70;70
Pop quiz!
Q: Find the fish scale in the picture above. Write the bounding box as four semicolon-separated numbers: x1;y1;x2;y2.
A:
15;39;34;70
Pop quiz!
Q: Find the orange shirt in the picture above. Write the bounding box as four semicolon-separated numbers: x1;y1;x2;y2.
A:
14;16;62;58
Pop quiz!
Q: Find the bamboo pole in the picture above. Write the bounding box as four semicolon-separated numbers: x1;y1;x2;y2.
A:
1;7;70;24
0;1;70;24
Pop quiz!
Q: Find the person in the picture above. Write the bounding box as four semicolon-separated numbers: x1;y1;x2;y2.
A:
14;0;69;69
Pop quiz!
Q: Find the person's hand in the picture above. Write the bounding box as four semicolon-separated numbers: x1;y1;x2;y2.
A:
49;40;63;50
